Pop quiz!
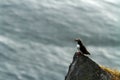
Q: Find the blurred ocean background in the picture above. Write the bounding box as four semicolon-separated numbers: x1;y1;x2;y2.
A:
0;0;120;80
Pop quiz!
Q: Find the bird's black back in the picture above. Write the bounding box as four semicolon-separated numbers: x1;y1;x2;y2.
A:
78;41;90;55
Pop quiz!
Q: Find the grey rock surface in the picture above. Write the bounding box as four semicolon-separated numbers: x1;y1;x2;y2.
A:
65;52;112;80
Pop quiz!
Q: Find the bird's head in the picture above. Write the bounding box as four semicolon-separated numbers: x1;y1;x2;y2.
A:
74;38;81;42
74;38;82;44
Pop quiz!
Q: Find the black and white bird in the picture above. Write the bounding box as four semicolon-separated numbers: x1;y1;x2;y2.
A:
74;38;90;55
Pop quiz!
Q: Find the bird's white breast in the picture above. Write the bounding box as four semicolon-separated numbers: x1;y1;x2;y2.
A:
76;44;80;52
77;44;80;48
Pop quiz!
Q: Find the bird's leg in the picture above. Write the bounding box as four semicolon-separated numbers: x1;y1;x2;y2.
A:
76;52;82;56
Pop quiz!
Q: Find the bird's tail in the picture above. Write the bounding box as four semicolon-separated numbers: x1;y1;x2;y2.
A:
86;51;90;55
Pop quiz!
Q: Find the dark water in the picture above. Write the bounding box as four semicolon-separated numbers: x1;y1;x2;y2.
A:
0;0;120;80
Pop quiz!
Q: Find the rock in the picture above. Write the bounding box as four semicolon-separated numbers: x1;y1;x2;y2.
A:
65;52;112;80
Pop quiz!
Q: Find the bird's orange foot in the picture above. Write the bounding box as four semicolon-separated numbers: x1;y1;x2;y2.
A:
76;52;82;56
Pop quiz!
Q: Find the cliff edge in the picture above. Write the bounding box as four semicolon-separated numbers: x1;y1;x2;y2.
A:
65;52;113;80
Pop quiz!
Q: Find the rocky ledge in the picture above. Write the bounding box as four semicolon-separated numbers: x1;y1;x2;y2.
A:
65;52;113;80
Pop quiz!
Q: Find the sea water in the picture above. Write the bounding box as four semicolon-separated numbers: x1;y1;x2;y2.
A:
0;0;120;80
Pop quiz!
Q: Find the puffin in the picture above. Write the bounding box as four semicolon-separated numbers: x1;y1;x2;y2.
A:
74;38;90;55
